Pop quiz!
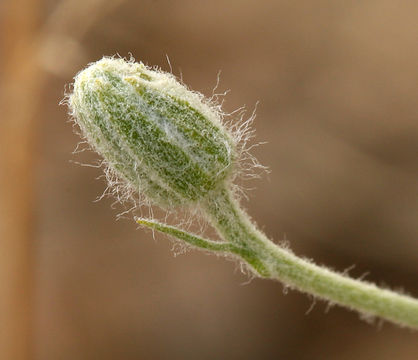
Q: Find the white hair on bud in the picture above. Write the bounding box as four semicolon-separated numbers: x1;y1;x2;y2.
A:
65;55;266;223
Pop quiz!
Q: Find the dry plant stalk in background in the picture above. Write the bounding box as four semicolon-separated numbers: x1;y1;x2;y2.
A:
0;1;126;359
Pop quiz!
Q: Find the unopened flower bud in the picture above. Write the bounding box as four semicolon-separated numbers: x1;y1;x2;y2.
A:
69;57;236;207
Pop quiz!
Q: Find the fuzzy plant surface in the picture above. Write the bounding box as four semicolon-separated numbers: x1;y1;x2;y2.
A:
68;56;418;329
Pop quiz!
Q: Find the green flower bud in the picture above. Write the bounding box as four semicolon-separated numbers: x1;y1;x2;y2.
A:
69;57;237;207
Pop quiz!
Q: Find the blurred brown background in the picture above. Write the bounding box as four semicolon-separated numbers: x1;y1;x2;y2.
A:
1;0;417;359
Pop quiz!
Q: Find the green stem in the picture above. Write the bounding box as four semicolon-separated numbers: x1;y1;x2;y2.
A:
202;188;418;329
136;218;270;272
137;218;233;252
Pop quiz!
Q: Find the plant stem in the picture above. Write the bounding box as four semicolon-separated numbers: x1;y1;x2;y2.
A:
137;218;233;252
202;188;418;329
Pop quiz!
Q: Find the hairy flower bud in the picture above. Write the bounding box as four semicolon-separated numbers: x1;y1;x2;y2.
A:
69;57;236;207
68;58;418;330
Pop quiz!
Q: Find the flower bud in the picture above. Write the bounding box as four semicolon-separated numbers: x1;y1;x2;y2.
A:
69;57;236;207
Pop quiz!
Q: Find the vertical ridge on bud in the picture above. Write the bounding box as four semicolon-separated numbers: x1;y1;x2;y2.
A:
69;57;237;207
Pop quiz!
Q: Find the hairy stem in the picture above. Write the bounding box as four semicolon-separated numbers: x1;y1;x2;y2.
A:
201;188;418;329
136;218;270;273
137;218;233;252
137;188;418;328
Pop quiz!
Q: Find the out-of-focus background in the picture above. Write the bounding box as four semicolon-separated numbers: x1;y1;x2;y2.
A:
1;0;417;359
